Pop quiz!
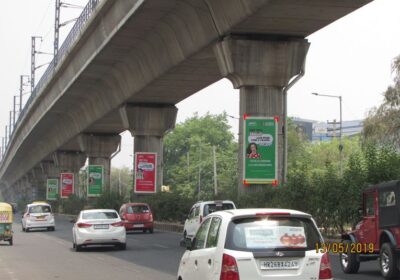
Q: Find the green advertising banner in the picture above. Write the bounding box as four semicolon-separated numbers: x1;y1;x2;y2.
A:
243;116;278;184
87;165;103;197
46;178;59;201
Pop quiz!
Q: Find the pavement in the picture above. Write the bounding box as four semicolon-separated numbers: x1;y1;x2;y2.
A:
0;214;383;280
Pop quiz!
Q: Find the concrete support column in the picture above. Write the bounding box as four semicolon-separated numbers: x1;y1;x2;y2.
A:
120;104;178;193
53;151;87;197
214;36;309;193
78;134;121;192
41;161;60;179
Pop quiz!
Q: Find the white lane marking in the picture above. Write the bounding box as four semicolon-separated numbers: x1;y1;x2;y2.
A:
153;244;169;249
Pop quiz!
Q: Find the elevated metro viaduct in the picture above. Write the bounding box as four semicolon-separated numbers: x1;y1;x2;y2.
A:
0;0;372;202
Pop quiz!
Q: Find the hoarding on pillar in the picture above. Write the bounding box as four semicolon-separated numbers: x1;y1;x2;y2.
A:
87;165;103;197
243;116;278;185
46;178;59;200
60;173;74;198
134;152;157;193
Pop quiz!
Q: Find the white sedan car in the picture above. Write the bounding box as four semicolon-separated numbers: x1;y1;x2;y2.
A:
72;209;126;251
178;208;333;280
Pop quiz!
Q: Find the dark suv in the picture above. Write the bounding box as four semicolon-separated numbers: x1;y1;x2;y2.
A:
340;180;400;279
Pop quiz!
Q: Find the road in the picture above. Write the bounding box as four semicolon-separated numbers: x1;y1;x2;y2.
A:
0;215;382;280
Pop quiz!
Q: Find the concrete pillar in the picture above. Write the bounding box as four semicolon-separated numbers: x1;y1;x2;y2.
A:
214;36;309;193
31;166;47;200
78;134;121;191
53;151;87;197
120;104;178;192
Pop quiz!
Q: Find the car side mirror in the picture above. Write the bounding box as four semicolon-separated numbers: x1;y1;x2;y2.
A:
185;237;193;251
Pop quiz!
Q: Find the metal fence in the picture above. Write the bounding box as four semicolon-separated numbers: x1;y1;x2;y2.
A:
2;0;101;160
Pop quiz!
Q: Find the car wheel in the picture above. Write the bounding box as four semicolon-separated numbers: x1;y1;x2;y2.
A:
25;227;30;232
22;225;25;232
51;227;55;231
9;237;13;246
72;242;76;249
183;230;187;239
75;244;82;252
340;240;360;273
380;243;399;279
119;243;127;250
149;228;154;234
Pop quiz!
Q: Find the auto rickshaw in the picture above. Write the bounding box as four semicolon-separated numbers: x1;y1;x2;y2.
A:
0;202;13;245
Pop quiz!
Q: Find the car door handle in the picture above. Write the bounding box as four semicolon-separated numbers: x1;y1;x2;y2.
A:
208;259;212;265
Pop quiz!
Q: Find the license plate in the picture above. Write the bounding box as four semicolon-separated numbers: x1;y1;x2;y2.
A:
260;260;299;270
133;224;144;228
94;224;109;229
36;216;46;220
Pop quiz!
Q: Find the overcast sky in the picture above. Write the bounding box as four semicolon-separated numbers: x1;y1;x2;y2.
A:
1;0;400;168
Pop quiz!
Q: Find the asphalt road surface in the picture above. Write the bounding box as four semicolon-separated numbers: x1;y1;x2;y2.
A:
0;214;383;280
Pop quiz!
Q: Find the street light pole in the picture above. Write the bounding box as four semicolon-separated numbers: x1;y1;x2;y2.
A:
312;92;343;176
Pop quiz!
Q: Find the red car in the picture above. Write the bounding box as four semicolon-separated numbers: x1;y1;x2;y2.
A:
119;203;154;233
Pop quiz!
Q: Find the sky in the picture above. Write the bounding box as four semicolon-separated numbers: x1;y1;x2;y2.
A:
1;0;400;168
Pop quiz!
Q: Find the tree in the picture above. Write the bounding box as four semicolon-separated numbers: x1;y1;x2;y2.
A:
110;167;132;199
163;112;238;200
364;55;400;148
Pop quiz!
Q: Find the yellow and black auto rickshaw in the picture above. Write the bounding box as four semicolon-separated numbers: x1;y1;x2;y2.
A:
0;202;13;245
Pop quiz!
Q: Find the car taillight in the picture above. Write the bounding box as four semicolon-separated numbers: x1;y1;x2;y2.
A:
111;222;124;227
220;253;239;280
319;253;332;279
77;223;92;228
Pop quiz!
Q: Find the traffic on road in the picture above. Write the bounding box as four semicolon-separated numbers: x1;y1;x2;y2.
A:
0;196;393;280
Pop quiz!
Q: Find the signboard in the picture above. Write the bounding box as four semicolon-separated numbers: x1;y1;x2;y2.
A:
243;116;278;184
87;165;104;197
134;152;157;193
60;173;74;198
244;226;306;249
46;178;59;201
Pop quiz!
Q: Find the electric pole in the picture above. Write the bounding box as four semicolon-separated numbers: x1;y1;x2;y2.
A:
13;96;17;126
213;146;218;196
54;0;61;65
19;75;29;113
31;36;42;93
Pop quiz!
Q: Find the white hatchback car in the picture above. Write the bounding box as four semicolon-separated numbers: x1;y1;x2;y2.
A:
183;200;236;239
178;208;333;280
72;209;126;251
22;202;55;232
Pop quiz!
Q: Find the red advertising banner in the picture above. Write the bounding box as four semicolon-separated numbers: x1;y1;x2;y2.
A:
134;152;157;193
60;173;74;198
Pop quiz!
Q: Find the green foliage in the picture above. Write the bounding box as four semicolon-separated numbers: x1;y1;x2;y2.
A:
110;167;133;200
163;112;238;200
140;192;196;222
60;194;86;215
94;190;127;211
363;55;400;148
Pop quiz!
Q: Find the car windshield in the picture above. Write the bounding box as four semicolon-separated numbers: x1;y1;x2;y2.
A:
127;205;149;214
225;216;322;252
29;205;51;214
82;211;118;220
203;203;234;216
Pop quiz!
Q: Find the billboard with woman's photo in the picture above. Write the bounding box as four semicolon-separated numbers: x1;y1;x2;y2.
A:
243;116;278;185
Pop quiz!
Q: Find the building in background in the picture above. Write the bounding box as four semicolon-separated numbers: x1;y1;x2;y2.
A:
292;118;363;142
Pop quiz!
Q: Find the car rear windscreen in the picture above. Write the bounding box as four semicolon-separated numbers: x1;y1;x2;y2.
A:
128;205;149;214
225;216;321;252
204;203;235;216
29;205;51;213
82;212;118;220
